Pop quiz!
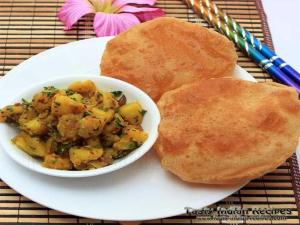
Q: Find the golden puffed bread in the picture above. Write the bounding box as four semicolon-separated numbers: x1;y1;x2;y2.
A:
155;78;300;185
100;17;237;101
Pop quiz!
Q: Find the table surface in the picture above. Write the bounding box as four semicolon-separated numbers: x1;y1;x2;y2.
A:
262;0;300;166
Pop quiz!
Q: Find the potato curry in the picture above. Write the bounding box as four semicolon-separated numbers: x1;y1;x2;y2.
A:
0;80;148;170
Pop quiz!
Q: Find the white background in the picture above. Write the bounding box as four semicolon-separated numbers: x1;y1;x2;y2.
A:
262;0;300;165
262;0;300;72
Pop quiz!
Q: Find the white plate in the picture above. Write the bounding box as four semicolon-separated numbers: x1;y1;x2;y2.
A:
0;37;255;221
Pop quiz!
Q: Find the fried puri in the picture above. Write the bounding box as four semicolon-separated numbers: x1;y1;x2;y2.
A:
155;78;300;185
100;17;237;101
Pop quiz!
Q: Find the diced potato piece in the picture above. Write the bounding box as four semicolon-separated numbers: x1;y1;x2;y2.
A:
86;137;102;148
68;80;96;96
118;102;143;125
51;94;85;116
102;134;120;147
103;147;118;160
46;137;57;154
69;146;103;169
100;148;114;164
91;108;114;123
0;104;24;122
102;113;125;135
43;154;73;170
18;108;38;125
32;92;52;113
103;122;121;135
113;136;138;151
124;126;148;145
78;116;104;138
12;132;47;158
21;117;48;136
86;160;109;169
100;91;118;110
57;114;81;140
38;110;49;119
57;89;67;95
88;91;103;106
43;114;57;125
68;93;83;102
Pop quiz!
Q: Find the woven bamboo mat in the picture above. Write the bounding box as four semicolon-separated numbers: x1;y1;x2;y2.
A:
0;0;300;224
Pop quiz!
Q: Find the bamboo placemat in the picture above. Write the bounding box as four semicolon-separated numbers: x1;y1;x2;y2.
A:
0;0;300;224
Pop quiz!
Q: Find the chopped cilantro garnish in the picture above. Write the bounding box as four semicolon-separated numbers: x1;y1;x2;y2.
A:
96;92;103;97
127;141;138;149
65;89;75;96
56;143;73;155
43;86;58;97
114;118;123;128
114;114;124;128
47;124;59;137
21;98;31;107
81;98;88;104
50;129;59;137
113;150;132;160
83;111;92;117
111;91;122;98
140;109;147;116
51;130;59;137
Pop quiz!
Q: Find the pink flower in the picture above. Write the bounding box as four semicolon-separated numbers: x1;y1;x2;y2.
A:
58;0;165;37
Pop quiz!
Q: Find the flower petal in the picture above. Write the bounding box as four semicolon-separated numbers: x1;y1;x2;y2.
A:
134;8;165;22
113;0;156;8
93;12;140;37
58;0;94;30
119;5;159;13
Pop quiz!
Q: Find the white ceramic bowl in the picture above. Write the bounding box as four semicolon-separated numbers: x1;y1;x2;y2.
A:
0;75;160;178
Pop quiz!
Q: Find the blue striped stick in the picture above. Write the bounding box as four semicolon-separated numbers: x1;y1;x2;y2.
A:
184;0;300;92
202;0;300;85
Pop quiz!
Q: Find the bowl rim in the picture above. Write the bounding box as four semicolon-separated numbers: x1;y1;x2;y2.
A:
0;74;161;178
